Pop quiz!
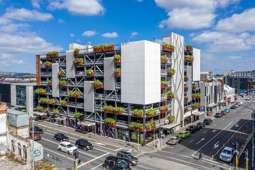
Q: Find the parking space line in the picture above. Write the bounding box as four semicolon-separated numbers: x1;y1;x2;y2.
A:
90;163;103;170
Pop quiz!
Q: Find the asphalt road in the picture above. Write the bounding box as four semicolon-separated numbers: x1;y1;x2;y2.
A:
136;99;254;170
35;121;124;170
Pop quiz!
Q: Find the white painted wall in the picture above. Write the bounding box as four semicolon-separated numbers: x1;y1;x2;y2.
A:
121;40;161;105
52;63;60;97
10;85;16;106
26;86;34;115
193;48;201;81
0;114;7;145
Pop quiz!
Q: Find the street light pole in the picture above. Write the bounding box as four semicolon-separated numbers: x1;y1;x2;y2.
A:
245;149;249;170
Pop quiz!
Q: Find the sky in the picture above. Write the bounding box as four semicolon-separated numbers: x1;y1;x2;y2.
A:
0;0;255;74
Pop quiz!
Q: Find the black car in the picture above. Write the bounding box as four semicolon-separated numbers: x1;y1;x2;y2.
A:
196;122;205;129
215;112;223;118
117;151;138;166
203;118;213;125
75;139;93;150
54;133;69;141
103;156;131;170
186;125;199;133
31;126;44;134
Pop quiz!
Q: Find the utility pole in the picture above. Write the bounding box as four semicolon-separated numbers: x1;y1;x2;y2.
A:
235;142;239;170
245;149;249;170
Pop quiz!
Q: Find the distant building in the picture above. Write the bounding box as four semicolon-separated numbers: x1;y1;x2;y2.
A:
224;70;255;94
0;102;7;146
224;84;236;104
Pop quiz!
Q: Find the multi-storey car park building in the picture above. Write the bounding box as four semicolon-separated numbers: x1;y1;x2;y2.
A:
34;32;201;144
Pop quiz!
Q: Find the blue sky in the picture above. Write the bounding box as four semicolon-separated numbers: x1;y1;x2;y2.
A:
0;0;255;73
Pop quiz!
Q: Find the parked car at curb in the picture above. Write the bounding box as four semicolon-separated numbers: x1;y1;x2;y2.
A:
54;133;69;141
57;141;78;155
117;151;138;166
215;112;223;118
166;136;180;145
103;156;131;170
219;146;236;163
75;139;93;150
186;125;199;133
175;131;191;139
196;122;205;129
203;118;213;125
31;126;44;134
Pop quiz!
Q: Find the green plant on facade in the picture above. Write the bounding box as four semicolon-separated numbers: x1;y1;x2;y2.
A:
52;108;60;114
161;55;168;64
168;68;175;77
86;68;94;78
58;70;65;77
145;121;156;131
34;88;46;95
44;61;52;68
48;98;57;105
103;105;114;113
146;108;157;117
167;115;175;123
162;43;175;52
94;80;103;90
129;122;144;131
185;55;193;62
161;80;168;89
73;58;84;66
114;54;121;65
60;99;67;107
167;91;175;99
186;45;193;51
104;118;116;127
59;80;67;87
160;105;168;113
131;109;144;117
93;44;115;53
68;89;81;98
34;106;47;112
38;98;49;104
114;68;121;78
74;111;83;120
47;51;59;59
113;107;125;115
192;93;201;99
73;48;80;57
47;80;52;86
192;103;200;109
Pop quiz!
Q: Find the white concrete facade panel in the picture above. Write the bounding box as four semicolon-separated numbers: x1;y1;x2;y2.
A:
84;81;94;112
52;63;59;97
66;50;75;78
10;85;16;106
193;48;201;81
26;86;34;114
104;57;115;90
121;40;160;105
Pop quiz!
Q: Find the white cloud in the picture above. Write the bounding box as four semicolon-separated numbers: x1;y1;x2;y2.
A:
216;8;255;33
3;8;53;22
0;53;24;66
155;0;239;29
31;0;41;8
82;30;96;37
192;31;253;52
49;0;104;16
102;32;118;38
131;32;139;37
160;8;215;29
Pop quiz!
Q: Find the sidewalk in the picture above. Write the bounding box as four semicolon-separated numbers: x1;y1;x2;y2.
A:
36;120;152;155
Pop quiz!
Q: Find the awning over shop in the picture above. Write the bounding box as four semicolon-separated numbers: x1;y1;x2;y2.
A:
184;111;192;118
79;121;96;127
161;123;179;130
33;112;47;116
192;110;205;116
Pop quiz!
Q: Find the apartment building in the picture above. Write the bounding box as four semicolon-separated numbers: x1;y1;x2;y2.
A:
34;32;202;144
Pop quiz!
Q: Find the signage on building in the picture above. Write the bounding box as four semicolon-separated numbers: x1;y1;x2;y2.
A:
32;141;43;161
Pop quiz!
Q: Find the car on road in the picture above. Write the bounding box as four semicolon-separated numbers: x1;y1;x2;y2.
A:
224;108;230;113
31;126;44;134
75;139;93;150
186;125;199;133
196;122;205;129
230;105;238;109
175;130;191;139
215;112;223;118
219;146;236;163
166;136;180;145
203;118;213;125
117;151;138;166
54;133;69;141
57;141;78;155
103;155;131;170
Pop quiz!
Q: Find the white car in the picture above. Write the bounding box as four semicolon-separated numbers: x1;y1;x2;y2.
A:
57;141;78;155
219;147;235;163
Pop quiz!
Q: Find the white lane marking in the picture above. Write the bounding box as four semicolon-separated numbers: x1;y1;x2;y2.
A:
43;129;116;153
196;138;205;145
193;120;233;154
90;163;103;170
42;132;97;159
38;123;118;152
77;152;109;169
44;147;75;161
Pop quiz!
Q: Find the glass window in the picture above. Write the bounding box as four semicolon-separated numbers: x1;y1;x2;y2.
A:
16;85;26;106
